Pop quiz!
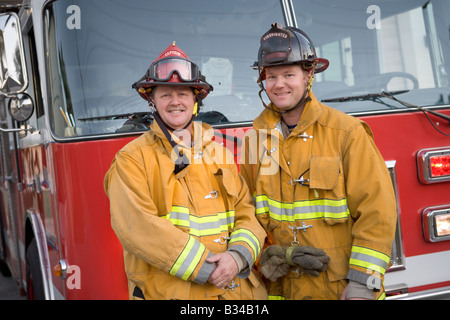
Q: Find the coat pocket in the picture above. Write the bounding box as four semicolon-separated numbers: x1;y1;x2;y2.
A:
325;244;351;282
309;156;340;190
215;167;239;199
309;156;349;225
128;272;192;300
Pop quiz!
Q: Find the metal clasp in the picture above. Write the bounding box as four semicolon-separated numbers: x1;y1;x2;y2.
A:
204;190;218;199
223;281;240;291
289;176;310;186
213;236;230;245
291;268;304;277
265;147;276;157
194;151;204;159
289;168;310;186
288;222;313;245
298;132;313;142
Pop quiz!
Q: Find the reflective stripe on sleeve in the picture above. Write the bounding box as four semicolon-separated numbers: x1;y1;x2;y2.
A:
228;229;261;262
163;205;235;237
349;245;390;275
169;236;206;281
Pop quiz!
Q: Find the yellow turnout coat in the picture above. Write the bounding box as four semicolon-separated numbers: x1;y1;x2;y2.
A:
240;92;397;300
104;121;267;300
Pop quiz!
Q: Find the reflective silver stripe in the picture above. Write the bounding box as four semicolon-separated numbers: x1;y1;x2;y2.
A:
349;245;390;275
255;195;350;222
229;229;261;262
170;236;205;281
163;206;235;236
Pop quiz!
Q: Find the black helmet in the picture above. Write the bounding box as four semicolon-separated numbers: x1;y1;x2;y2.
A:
253;22;329;78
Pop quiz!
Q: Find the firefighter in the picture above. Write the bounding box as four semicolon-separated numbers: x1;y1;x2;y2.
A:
240;23;398;300
104;42;267;300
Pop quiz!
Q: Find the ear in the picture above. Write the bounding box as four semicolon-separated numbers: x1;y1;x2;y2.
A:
306;68;315;91
305;68;314;81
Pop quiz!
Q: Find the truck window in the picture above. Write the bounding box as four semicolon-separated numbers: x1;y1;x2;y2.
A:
292;0;450;114
44;0;284;139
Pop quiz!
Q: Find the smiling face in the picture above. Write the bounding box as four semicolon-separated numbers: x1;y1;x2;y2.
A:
264;64;312;113
152;85;196;131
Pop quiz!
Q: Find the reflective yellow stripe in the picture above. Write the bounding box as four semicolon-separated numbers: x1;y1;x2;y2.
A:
268;295;285;300
350;245;390;275
255;194;350;222
166;206;190;227
170;236;205;281
163;206;235;236
352;246;391;264
229;229;261;262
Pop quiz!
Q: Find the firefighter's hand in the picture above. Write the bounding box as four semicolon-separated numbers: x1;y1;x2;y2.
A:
340;281;373;300
287;245;330;277
259;246;290;282
206;252;239;289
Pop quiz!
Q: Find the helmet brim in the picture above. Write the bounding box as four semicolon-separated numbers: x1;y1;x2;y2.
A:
134;80;212;91
314;58;329;73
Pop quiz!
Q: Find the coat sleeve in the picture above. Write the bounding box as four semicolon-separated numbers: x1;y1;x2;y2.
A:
342;122;398;290
104;150;215;285
221;163;266;278
239;132;258;197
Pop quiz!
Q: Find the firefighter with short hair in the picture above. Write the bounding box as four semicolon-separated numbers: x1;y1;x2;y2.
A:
240;23;397;300
104;42;267;300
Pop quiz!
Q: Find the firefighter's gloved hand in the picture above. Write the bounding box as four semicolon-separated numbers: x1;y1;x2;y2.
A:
259;246;290;282
286;245;330;277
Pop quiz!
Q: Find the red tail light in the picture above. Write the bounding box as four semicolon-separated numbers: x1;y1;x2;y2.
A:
430;155;450;177
417;147;450;184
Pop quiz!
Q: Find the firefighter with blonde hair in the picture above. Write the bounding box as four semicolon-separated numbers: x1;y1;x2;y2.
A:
240;23;397;300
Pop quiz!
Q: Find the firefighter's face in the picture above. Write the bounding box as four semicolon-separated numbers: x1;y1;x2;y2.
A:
264;64;312;112
152;85;196;131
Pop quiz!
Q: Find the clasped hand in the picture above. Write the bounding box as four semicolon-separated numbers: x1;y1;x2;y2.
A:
206;252;239;289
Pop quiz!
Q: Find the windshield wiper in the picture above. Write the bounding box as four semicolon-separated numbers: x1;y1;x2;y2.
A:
380;90;450;127
78;112;153;121
321;90;409;109
323;90;450;136
78;111;152;122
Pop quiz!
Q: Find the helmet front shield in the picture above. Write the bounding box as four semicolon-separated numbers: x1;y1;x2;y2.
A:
147;57;201;83
259;28;292;66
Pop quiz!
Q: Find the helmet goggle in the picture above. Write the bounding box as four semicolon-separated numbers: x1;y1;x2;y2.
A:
259;28;292;66
147;57;201;82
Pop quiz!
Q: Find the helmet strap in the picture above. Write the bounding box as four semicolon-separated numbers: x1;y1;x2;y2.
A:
153;111;190;174
151;92;203;174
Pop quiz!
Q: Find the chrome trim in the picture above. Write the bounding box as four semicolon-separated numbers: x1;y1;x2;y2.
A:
0;125;36;133
385;283;408;299
422;205;450;243
388;286;450;300
280;0;297;27
0;12;29;95
385;161;406;272
58;259;68;279
26;210;55;300
417;147;450;184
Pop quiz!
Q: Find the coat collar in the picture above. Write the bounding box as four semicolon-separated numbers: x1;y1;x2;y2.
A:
253;91;323;134
150;119;215;150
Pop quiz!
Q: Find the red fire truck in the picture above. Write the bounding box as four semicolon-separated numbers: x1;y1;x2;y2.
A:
0;0;449;300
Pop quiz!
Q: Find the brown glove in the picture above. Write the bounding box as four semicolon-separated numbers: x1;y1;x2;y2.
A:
259;246;290;282
286;245;330;277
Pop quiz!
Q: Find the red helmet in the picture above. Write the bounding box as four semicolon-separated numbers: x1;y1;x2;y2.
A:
133;42;213;102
